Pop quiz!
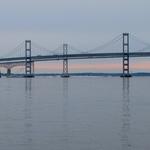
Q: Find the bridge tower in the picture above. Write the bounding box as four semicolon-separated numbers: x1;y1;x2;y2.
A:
121;33;131;77
25;40;34;78
7;68;11;77
61;43;69;78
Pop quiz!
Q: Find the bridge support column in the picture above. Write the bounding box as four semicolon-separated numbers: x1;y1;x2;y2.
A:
32;61;35;74
24;40;34;78
7;68;11;77
121;33;132;77
61;43;69;78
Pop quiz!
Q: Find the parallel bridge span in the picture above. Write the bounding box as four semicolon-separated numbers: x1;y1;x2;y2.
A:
0;52;150;63
0;52;150;77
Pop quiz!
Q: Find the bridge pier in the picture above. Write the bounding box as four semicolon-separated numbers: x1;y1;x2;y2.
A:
61;43;69;78
121;33;132;77
7;68;11;77
24;40;34;78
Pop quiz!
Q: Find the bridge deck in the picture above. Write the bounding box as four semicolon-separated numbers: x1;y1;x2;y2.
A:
0;52;150;64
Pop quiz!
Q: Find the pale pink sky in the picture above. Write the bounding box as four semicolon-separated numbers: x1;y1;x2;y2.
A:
32;61;150;73
3;60;150;73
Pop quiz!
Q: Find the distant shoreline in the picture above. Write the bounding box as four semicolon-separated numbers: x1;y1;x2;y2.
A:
2;72;150;77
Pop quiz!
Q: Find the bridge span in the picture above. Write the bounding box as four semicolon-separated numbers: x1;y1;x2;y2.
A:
0;52;150;63
0;33;150;77
0;52;150;77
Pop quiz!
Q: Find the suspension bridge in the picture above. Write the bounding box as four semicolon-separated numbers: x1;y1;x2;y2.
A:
0;33;150;77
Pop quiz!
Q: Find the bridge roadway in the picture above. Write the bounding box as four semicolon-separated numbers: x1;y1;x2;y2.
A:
0;52;150;64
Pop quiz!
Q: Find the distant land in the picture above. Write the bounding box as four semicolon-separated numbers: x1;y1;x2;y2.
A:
2;72;150;77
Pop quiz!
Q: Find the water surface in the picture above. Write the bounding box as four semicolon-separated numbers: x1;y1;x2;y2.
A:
0;77;150;150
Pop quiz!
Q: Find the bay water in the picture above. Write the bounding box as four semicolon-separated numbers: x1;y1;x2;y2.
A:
0;77;150;150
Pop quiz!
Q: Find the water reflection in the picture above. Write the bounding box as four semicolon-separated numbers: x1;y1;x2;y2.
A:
62;78;69;149
121;78;131;150
24;78;33;148
25;78;32;94
62;78;69;99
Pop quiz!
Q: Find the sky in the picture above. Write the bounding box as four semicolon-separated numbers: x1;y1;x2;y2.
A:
0;0;150;72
